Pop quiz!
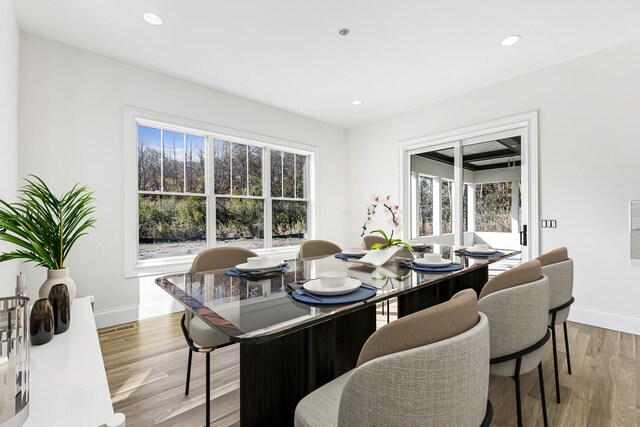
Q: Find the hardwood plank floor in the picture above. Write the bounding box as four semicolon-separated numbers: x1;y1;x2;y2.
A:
100;311;640;426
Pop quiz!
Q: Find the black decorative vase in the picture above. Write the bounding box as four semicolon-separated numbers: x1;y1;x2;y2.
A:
48;283;71;334
30;298;55;345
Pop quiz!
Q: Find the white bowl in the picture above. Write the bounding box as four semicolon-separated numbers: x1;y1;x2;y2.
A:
421;253;443;263
473;244;490;251
319;271;347;288
247;256;270;268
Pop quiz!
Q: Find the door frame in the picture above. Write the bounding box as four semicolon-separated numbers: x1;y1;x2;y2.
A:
398;111;539;259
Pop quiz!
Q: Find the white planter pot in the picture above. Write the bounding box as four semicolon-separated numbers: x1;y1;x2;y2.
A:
39;268;76;305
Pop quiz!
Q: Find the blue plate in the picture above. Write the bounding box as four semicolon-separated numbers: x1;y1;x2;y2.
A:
291;285;376;305
404;262;464;273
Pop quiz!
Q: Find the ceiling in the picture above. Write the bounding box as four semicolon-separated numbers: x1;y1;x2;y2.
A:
418;137;521;171
13;0;640;129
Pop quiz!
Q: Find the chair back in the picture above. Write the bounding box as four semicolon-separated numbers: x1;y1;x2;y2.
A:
338;313;490;427
362;234;386;250
299;240;341;259
537;247;573;324
478;261;549;376
191;247;258;273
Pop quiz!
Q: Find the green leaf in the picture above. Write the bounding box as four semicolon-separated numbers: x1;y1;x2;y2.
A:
370;229;388;241
0;175;96;269
394;241;414;251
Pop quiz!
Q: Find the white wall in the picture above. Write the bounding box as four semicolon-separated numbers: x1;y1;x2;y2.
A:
19;34;349;327
348;39;640;335
0;0;20;294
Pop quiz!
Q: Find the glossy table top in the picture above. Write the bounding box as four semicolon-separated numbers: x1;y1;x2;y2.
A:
156;245;519;343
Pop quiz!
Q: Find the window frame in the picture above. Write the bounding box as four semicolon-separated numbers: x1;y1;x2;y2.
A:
124;107;317;277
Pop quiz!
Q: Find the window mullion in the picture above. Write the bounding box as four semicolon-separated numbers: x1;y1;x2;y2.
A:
183;133;187;192
160;129;164;192
246;144;249;196
207;135;216;248
264;148;272;249
229;141;233;196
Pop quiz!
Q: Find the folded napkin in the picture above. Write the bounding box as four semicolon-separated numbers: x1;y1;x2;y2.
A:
459;250;505;258
335;253;365;260
290;285;377;305
402;262;464;273
225;263;290;277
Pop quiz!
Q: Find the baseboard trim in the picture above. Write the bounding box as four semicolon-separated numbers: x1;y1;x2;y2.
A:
94;299;182;329
569;305;640;336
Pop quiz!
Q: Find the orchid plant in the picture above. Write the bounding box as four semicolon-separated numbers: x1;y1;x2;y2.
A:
361;194;413;251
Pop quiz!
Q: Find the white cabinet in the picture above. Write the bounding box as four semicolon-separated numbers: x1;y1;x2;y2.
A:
25;297;125;427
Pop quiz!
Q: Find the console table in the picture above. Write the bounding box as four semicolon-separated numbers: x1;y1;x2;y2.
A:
24;296;125;427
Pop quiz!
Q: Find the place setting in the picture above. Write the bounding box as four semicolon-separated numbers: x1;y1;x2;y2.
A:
288;271;379;305
402;252;464;273
225;256;290;278
334;246;369;260
456;243;506;258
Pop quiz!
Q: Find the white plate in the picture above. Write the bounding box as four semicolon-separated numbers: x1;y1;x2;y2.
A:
303;278;362;296
235;261;283;271
341;249;368;256
465;248;498;255
413;259;453;267
409;242;426;248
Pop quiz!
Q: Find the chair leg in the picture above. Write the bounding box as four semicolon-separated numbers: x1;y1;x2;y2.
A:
538;363;549;427
206;352;211;426
185;349;193;396
386;300;390;323
513;358;523;427
563;321;572;375
551;324;561;403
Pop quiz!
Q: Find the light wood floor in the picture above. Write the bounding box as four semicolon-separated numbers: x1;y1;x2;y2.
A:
99;308;640;426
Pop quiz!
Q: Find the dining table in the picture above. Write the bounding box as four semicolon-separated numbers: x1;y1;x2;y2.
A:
156;245;519;426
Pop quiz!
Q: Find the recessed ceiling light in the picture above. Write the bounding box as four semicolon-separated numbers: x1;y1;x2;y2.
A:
500;35;521;47
142;12;163;26
339;28;350;36
351;99;363;106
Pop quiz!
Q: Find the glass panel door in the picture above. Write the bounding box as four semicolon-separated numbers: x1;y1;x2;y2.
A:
461;133;527;259
409;130;528;259
409;144;458;245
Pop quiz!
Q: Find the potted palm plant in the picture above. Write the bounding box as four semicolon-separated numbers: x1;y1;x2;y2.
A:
0;176;96;303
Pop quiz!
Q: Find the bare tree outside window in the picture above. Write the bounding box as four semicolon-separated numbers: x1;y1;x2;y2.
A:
418;175;433;236
475;181;512;232
137;124;311;261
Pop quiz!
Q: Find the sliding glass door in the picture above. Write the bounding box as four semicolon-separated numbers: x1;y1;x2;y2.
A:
408;128;530;259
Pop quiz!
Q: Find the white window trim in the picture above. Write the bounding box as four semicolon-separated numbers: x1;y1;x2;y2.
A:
398;111;539;259
124;106;318;278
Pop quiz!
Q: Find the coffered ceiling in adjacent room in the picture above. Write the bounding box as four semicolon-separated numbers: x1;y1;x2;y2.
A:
13;0;640;128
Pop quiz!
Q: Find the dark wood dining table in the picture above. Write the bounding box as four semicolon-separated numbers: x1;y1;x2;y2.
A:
156;245;519;426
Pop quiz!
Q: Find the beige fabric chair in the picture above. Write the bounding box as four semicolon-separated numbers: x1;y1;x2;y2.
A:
362;234;386;250
299;239;341;259
295;290;492;427
537;247;574;403
362;235;414;258
191;246;258;273
183;247;257;426
478;260;550;427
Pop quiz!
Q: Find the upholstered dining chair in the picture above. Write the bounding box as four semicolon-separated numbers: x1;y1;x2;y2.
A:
361;234;386;250
295;289;492;427
299;239;342;259
537;247;574;404
183;247;257;426
478;260;550;427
